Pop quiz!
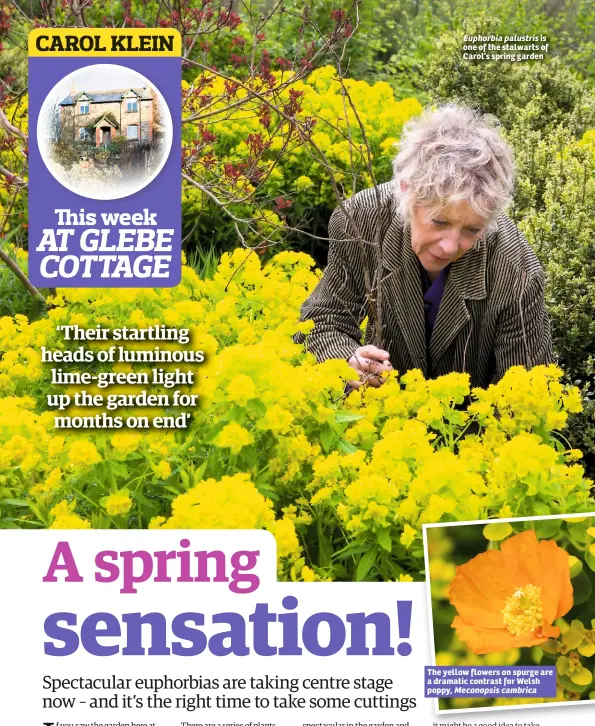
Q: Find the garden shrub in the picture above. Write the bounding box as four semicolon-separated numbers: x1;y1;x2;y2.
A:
0;250;592;581
50;140;80;170
0;91;28;241
423;28;595;136
513;127;595;470
181;66;422;263
367;2;595;90
265;2;595;94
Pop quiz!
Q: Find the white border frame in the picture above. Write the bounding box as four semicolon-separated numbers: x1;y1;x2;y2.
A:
36;63;173;200
422;511;595;715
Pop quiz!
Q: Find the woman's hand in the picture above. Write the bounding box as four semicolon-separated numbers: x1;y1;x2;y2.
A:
347;345;393;388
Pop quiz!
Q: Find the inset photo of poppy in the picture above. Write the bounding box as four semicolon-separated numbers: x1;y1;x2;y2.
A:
423;514;595;712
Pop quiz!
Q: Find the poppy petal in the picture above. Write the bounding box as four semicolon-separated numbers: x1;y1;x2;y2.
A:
541;622;560;640
502;530;544;585
536;539;573;619
453;616;557;654
449;549;527;628
448;530;573;654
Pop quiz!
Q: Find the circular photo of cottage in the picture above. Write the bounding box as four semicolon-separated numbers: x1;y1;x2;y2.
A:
37;64;173;200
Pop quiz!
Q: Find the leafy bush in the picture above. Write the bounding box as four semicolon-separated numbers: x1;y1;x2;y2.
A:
106;135;127;156
0;251;592;581
93;147;110;165
513;127;595;470
358;2;595;87
182;65;422;262
423;28;595;136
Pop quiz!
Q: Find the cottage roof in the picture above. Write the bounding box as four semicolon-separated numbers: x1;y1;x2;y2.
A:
59;88;153;106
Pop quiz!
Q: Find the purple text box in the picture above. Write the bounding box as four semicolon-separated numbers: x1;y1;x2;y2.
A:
29;54;181;287
425;665;556;698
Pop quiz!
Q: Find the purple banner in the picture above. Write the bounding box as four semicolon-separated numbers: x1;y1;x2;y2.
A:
424;665;556;698
28;47;181;287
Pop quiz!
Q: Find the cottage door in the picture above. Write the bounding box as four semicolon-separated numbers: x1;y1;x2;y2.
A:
102;128;111;145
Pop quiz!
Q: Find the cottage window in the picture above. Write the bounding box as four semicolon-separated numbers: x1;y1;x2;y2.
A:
127;125;139;140
126;100;138;112
79;102;89;115
79;128;91;140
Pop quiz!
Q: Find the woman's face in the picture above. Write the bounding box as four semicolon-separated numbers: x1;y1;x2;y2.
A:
409;200;489;278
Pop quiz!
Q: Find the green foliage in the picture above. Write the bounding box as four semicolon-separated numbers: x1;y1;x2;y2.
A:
355;1;595;86
4;0;595;474
0;248;48;322
186;244;221;280
181;66;422;263
110;134;127;150
0;250;592;584
94;147;110;164
0;44;27;94
423;27;595;135
512;128;595;466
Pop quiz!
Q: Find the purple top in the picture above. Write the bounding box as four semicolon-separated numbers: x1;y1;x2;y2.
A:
420;263;450;345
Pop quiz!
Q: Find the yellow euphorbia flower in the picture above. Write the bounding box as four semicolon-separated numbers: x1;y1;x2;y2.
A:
67;441;102;471
49;501;91;529
214;422;254;454
104;491;133;516
151;461;172;480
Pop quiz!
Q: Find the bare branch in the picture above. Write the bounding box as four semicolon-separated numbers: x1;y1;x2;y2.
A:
0;248;45;304
0;163;27;187
0;106;27;143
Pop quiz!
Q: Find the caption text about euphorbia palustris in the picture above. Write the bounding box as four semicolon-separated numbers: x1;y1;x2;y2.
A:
42;324;204;429
461;33;550;61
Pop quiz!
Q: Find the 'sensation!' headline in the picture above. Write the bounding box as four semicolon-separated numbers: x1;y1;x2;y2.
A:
42;540;414;658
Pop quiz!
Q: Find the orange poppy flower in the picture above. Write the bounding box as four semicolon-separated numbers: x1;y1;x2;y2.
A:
448;529;573;654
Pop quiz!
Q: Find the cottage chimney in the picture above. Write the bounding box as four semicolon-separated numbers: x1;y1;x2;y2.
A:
70;81;76;95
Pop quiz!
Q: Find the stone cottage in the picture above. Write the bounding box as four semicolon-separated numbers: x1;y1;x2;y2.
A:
58;85;154;146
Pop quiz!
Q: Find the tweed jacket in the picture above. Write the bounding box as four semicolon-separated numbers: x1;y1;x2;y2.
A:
296;182;554;388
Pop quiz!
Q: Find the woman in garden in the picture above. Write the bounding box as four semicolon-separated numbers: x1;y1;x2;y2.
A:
296;104;554;388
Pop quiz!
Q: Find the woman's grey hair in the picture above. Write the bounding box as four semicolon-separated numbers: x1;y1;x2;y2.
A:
392;104;515;231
